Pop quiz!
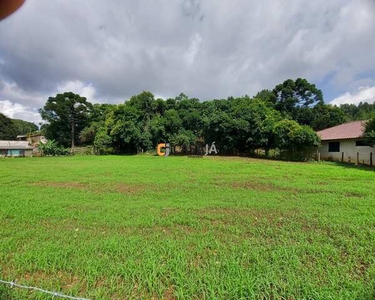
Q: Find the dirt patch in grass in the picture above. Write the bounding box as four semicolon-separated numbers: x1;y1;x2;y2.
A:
353;259;370;277
32;181;145;195
305;188;367;198
194;207;300;224
316;181;330;186
209;156;277;163
115;183;144;194
161;208;181;217
343;191;366;198
193;207;331;239
163;286;176;300
139;224;197;237
33;181;90;190
230;181;300;193
219;180;367;199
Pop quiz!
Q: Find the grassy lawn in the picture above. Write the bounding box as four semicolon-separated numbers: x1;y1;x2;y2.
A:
0;155;375;299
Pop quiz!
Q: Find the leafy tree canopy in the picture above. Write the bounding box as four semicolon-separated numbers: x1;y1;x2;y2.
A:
0;112;38;140
364;117;375;147
39;92;92;148
36;79;374;160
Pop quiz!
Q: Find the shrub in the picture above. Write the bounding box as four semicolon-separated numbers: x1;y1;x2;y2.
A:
38;140;70;156
94;131;114;154
273;120;320;160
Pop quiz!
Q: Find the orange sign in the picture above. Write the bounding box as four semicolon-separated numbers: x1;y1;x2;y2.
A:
157;143;170;157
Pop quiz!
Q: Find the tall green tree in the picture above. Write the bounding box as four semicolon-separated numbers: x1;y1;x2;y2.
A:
364;117;375;147
233;98;281;154
272;78;323;124
80;104;116;145
39;92;92;148
310;104;348;131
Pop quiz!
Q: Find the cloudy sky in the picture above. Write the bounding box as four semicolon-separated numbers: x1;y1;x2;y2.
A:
1;0;375;123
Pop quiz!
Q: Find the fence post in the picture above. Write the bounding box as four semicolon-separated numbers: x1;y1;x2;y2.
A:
317;152;320;162
371;152;373;167
341;152;344;163
356;152;359;165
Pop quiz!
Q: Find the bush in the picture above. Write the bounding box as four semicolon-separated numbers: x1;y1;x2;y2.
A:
38;140;70;156
273;120;320;161
94;131;114;154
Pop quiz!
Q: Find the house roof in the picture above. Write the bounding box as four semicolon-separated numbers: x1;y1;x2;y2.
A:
0;140;33;150
17;134;45;138
317;121;367;141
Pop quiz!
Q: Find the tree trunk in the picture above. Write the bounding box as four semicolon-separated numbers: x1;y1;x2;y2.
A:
71;119;75;149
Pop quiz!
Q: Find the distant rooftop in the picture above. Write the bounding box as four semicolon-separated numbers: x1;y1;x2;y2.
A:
0;140;33;150
317;121;367;141
16;134;44;138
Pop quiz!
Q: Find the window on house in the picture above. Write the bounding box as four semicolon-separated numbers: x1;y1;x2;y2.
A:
356;140;366;147
328;141;340;152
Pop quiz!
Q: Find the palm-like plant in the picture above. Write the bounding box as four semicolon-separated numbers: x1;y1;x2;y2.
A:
38;140;60;156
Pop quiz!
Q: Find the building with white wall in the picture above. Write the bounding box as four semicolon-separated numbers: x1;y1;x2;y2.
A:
317;121;374;165
0;141;33;157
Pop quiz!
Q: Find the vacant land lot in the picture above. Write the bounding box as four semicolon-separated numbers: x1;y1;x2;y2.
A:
0;156;374;299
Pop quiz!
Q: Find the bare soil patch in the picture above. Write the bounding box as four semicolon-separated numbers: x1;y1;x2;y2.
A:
32;181;145;195
33;181;90;190
230;181;300;193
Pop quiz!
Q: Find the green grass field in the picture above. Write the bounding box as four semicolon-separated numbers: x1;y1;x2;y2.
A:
0;155;375;299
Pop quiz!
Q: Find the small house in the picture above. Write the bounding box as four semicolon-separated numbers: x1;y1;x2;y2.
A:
0;140;34;157
17;134;47;146
317;121;374;165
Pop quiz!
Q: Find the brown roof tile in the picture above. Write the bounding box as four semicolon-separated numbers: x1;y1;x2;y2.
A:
317;121;367;141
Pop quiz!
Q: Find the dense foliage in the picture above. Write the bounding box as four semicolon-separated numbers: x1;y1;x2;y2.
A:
37;140;70;156
36;78;374;159
364;117;375;147
0;112;38;140
341;102;375;120
39;92;92;148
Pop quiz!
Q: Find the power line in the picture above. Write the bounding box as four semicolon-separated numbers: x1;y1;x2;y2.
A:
0;279;90;300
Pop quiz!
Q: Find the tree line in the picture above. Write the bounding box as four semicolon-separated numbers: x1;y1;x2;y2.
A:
36;78;375;159
0;113;38;140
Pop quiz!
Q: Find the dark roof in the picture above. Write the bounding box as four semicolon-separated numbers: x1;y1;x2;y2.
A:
0;140;33;150
317;121;366;141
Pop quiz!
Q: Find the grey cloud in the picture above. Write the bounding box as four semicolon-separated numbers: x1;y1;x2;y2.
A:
1;0;375;113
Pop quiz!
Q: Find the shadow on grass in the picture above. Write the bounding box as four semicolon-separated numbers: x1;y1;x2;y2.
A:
328;161;375;172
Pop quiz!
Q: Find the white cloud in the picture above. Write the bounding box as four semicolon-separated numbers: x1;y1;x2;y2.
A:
330;86;375;105
0;100;42;123
57;80;99;103
0;79;103;122
184;33;202;66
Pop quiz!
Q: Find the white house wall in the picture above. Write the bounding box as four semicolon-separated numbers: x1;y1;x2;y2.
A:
320;139;374;165
0;149;33;157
